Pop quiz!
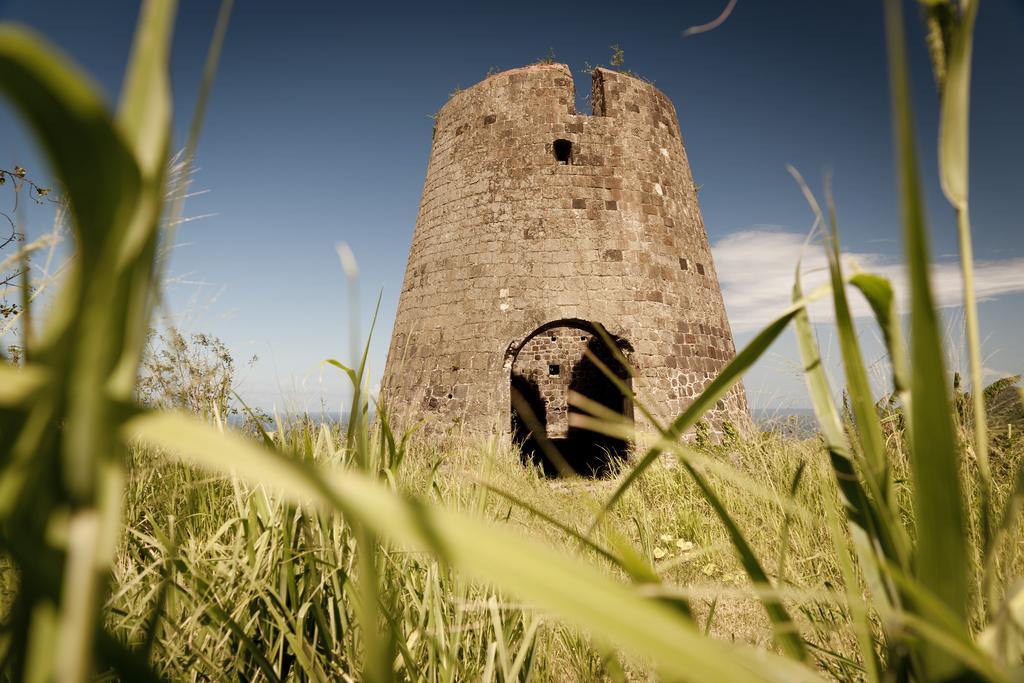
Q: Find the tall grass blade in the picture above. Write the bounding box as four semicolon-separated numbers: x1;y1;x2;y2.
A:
789;167;895;519
849;273;909;403
680;456;808;661
0;5;176;679
590;288;830;530
934;0;976;209
791;259;913;673
116;0;175;178
885;0;971;677
571;378;814;653
0;28;139;266
930;0;992;567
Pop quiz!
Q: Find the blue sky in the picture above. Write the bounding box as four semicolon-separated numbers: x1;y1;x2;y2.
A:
1;0;1022;412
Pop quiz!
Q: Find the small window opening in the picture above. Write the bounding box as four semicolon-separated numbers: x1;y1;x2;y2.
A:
696;263;705;275
679;257;689;270
553;139;573;164
580;336;587;341
550;335;557;341
549;364;561;376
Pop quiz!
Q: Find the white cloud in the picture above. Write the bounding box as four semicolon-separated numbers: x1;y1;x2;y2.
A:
712;229;1024;332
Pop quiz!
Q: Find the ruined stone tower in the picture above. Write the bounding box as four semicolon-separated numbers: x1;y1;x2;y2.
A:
381;63;747;470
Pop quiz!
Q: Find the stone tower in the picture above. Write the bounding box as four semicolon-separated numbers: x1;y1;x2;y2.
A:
381;63;747;469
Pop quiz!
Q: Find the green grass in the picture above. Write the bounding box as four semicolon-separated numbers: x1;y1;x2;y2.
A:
1;0;1023;681
104;419;1022;681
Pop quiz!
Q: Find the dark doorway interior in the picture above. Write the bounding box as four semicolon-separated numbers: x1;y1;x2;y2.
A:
510;323;632;477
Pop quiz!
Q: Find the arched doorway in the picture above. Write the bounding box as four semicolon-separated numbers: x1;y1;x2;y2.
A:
509;320;633;477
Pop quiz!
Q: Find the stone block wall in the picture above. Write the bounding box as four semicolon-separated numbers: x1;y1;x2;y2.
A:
510;324;631;438
381;63;748;441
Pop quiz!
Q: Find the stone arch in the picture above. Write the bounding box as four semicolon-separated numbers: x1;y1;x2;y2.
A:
507;319;633;476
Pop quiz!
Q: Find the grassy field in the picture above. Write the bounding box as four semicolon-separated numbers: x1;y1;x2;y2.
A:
1;0;1022;681
106;421;1022;681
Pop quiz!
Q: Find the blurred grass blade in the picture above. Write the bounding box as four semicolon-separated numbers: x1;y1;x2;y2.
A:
935;0;976;209
106;0;178;397
105;0;177;397
0;364;45;404
880;608;1008;683
116;0;176;177
885;0;971;677
1;9;176;682
0;26;140;268
979;580;1024;665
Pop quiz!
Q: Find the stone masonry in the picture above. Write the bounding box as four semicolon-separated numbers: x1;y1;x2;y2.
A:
510;324;628;439
381;63;748;443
